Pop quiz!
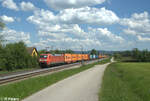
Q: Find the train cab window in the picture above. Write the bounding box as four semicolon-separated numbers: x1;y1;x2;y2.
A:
40;55;48;58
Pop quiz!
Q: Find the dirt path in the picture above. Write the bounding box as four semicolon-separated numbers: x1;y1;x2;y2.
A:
23;62;111;101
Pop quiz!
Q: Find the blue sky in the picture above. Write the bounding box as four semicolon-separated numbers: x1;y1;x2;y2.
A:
0;0;150;51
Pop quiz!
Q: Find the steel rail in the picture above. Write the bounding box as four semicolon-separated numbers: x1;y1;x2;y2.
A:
0;59;101;85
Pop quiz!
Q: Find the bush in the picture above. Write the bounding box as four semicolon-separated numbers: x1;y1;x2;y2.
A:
0;42;38;71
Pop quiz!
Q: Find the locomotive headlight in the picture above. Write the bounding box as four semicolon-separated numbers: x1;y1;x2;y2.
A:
44;59;47;61
39;59;47;61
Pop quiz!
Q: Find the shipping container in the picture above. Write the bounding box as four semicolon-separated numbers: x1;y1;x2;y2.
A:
64;54;72;63
71;54;78;62
99;54;103;59
93;55;96;59
89;54;96;59
77;54;82;61
85;54;89;60
82;54;87;60
95;55;99;59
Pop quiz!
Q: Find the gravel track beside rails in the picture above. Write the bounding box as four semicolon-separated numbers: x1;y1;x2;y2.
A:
0;59;101;85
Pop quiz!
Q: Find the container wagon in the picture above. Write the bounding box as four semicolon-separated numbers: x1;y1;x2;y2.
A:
71;54;78;62
95;55;99;59
64;54;72;63
99;54;103;59
90;54;97;60
85;54;89;60
77;54;82;61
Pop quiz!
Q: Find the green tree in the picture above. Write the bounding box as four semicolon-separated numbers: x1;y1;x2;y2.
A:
65;49;74;53
54;49;62;54
90;49;98;55
132;48;140;59
114;53;122;60
38;49;46;55
1;42;38;71
121;50;132;57
140;49;150;62
0;21;5;46
0;21;5;70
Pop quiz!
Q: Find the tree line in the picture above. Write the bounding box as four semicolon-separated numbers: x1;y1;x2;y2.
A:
38;49;100;55
38;49;74;55
114;48;150;62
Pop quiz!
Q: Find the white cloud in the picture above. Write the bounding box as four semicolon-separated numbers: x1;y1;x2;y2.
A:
20;1;36;11
1;28;31;44
27;23;125;50
0;15;14;23
26;7;125;50
93;28;124;43
123;29;137;35
120;12;150;35
27;7;119;25
121;12;150;42
2;0;19;11
44;0;106;10
137;35;150;42
59;7;119;25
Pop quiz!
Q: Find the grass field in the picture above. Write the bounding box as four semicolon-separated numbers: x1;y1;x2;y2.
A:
99;62;150;101
0;58;110;100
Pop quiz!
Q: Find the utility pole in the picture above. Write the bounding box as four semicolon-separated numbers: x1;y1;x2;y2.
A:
98;51;100;62
80;45;84;65
51;45;54;54
45;46;50;53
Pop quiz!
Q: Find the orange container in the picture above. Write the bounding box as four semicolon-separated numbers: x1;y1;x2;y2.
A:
82;54;86;60
99;54;103;59
77;54;82;61
71;54;78;62
81;54;84;60
64;54;72;63
104;55;107;58
85;54;89;60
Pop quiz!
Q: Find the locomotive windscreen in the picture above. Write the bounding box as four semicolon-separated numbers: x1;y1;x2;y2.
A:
40;55;48;58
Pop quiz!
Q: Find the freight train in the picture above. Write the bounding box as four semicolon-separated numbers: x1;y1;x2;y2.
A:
39;53;107;68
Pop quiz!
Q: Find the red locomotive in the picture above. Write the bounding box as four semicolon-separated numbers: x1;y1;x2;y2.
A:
39;54;64;67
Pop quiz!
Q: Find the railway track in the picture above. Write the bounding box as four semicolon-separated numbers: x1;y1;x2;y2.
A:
0;59;101;85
